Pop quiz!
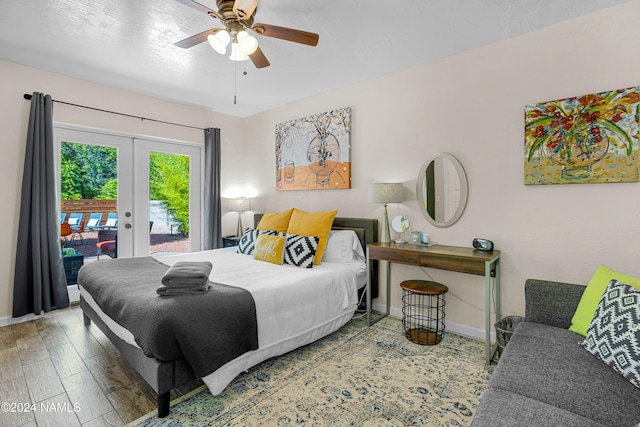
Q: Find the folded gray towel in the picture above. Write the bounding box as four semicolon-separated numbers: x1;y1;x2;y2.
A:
156;284;210;296
161;261;213;287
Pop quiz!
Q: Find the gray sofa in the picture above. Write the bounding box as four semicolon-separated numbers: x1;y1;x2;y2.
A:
472;279;640;427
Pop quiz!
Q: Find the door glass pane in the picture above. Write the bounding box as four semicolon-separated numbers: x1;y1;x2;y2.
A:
60;141;118;262
148;151;190;256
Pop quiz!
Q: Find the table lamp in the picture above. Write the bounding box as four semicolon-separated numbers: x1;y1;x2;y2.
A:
368;183;403;243
228;197;252;237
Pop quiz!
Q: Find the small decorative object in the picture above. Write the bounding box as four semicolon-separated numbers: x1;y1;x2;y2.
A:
472;238;494;252
411;231;421;243
524;86;639;185
368;183;403;244
391;215;410;244
420;232;429;244
276;107;351;190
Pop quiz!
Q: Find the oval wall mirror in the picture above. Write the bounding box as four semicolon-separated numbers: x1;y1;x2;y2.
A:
416;153;468;228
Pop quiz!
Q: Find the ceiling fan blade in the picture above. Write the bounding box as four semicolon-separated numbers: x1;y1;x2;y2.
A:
175;28;224;49
175;0;223;20
249;46;270;68
252;23;319;46
233;0;260;20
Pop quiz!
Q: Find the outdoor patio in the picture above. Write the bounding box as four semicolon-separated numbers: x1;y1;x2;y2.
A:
64;230;189;261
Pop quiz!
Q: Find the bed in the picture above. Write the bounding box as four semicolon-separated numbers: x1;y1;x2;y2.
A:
78;215;378;417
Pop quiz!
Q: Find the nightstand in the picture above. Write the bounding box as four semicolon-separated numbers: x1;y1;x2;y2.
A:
222;236;241;247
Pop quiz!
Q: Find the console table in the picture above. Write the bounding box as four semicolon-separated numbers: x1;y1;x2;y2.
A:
366;242;501;364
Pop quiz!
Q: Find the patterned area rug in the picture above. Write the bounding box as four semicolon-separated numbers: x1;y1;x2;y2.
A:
131;315;490;426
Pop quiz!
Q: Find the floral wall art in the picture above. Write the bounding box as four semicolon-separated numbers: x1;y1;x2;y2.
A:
524;87;639;185
275;107;351;191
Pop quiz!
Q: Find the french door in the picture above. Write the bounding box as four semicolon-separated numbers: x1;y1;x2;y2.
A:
54;126;202;259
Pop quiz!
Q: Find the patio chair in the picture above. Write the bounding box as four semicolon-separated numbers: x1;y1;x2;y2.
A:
85;212;103;231
60;223;72;245
71;220;86;244
104;212;118;228
96;229;117;259
60;213;67;224
67;212;83;227
95;221;153;260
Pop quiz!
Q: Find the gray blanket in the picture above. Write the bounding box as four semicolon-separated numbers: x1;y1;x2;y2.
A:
78;257;258;378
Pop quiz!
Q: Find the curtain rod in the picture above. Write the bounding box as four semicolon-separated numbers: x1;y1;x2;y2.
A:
23;93;204;131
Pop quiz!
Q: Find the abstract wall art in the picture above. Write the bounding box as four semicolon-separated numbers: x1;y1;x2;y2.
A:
524;87;639;185
275;107;351;191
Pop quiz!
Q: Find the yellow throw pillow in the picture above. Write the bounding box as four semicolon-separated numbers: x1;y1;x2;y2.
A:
286;208;338;265
253;234;286;265
256;208;294;232
569;264;640;336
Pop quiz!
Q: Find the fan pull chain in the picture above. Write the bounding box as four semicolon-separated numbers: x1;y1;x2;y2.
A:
233;60;249;105
234;58;237;105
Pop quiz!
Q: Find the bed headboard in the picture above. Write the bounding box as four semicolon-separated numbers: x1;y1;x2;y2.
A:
253;214;379;299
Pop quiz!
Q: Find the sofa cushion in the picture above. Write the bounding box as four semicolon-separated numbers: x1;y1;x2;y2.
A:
570;264;640;336
524;279;585;329
489;322;640;427
581;280;640;389
471;389;607;427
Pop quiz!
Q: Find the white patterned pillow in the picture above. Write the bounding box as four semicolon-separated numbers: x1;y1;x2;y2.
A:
279;233;320;268
581;279;640;389
237;228;277;255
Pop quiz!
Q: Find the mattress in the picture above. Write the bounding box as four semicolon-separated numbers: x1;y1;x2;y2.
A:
80;244;367;394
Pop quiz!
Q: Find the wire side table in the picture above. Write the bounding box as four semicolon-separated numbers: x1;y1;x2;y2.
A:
400;280;448;345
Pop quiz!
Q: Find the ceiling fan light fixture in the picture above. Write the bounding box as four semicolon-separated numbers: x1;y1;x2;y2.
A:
237;31;258;55
229;42;249;61
207;30;230;54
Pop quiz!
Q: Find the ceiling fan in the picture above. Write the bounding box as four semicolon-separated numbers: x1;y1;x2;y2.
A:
174;0;319;69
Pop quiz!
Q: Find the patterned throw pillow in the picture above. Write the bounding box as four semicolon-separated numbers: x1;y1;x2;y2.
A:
253;234;285;265
237;228;277;255
280;233;320;268
581;279;640;389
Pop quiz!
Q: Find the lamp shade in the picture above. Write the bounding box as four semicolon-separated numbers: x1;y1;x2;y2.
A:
207;30;230;54
229;42;249;61
368;183;403;204
237;31;258;55
228;197;251;212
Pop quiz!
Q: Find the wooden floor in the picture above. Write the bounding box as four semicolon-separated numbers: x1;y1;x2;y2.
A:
0;304;202;426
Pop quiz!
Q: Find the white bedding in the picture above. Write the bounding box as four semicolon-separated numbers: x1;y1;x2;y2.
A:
80;239;367;395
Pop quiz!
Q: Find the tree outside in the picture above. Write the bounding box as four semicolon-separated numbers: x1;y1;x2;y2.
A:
61;142;117;200
149;151;190;235
60;142;189;235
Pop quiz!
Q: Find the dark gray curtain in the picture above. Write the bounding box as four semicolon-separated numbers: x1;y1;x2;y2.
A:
203;128;222;249
13;92;69;317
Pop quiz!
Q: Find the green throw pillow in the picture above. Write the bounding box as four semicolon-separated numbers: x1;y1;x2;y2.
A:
569;265;640;336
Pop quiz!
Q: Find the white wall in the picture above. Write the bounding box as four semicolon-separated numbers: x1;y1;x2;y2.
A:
226;1;640;336
3;1;640;337
0;60;243;320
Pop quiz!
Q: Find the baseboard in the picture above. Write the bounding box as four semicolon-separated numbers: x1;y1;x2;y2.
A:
0;312;42;327
371;302;496;342
0;286;81;328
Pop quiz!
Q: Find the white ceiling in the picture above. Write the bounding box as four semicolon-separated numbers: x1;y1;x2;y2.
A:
0;0;631;118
